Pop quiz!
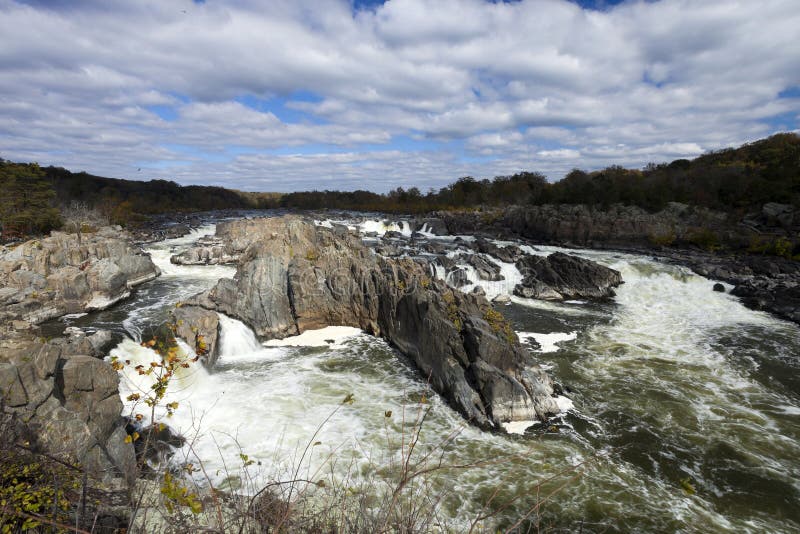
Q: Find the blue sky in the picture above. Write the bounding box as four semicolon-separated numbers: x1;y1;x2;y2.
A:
1;0;798;192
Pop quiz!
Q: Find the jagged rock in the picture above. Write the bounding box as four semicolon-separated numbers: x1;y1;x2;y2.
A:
171;305;221;366
0;336;136;485
513;252;622;301
457;253;504;281
0;228;159;326
473;238;525;264
437;204;738;248
170;236;239;265
197;216;560;429
447;267;470;288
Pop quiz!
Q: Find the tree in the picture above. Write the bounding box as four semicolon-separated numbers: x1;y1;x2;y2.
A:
0;161;61;238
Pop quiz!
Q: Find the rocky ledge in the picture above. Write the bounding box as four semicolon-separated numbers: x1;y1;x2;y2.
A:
0;226;160;330
175;216;564;430
0;329;136;484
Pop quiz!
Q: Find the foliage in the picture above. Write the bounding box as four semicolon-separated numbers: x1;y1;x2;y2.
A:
274;133;800;214
483;307;517;343
442;291;463;330
0;161;62;239
748;236;795;259
0;413;81;533
685;228;722;252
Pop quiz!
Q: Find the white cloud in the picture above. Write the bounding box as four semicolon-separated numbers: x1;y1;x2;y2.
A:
0;0;798;191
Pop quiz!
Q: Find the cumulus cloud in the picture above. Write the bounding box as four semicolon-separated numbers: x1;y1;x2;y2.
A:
0;0;798;191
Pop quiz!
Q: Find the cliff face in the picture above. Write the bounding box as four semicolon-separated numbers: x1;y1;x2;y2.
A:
0;227;159;330
179;216;563;429
437;203;738;247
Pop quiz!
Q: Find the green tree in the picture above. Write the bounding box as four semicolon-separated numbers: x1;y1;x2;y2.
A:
0;161;61;238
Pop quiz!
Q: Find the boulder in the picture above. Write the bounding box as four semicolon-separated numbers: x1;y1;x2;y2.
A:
447;267;470;288
514;252;622;301
0;336;136;485
197;216;560;429
415;217;448;235
171;305;221;366
473;238;525;264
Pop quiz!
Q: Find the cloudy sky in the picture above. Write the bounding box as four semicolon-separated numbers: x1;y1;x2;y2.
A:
1;0;798;192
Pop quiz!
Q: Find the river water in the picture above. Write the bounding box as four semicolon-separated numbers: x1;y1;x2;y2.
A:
59;218;800;532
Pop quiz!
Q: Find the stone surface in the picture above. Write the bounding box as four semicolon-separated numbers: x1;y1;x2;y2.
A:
0;227;159;328
170;235;239;266
172;304;221;366
514;252;623;301
0;331;136;485
192;215;560;429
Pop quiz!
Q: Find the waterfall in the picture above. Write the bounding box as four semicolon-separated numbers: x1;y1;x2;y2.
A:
218;314;263;357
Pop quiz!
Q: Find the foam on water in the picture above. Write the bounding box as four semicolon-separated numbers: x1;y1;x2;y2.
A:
358;219;412;236
518;331;578;352
263;326;362;348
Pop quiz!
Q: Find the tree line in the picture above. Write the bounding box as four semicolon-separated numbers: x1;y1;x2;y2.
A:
2;132;798;240
275;133;800;213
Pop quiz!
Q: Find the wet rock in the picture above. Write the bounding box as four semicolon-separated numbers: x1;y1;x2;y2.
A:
514;252;622;301
198;216;559;430
457;253;504;281
493;294;511;304
713;283;726;292
447;267;470;288
171;305;221;366
437;204;736;248
473;238;525;264
415;217;448;235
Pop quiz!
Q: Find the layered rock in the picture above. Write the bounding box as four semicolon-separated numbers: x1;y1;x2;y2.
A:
437;203;736;248
0;331;136;484
0;227;159;328
181;216;560;429
170;235;239;266
514;252;623;300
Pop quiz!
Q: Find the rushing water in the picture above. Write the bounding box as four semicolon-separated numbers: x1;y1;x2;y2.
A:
87;219;800;532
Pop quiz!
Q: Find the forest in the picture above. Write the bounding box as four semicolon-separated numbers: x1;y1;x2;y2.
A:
278;133;800;213
1;132;798;239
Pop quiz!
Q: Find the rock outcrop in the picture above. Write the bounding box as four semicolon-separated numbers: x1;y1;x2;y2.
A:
170;235;239;266
172;303;221;367
514;252;623;300
0;227;159;328
0;331;136;484
181;216;561;429
437;203;737;248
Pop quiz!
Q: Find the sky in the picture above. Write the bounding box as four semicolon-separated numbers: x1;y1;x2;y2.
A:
1;0;798;193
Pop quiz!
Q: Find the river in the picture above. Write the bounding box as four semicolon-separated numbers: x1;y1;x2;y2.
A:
56;217;800;532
